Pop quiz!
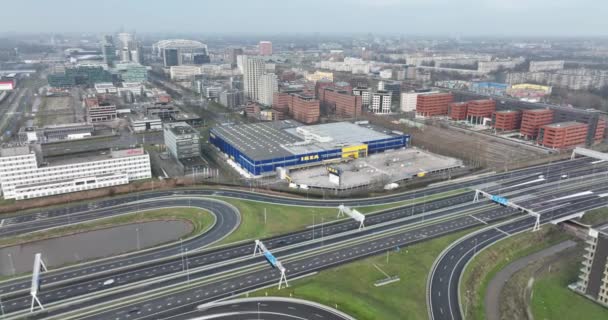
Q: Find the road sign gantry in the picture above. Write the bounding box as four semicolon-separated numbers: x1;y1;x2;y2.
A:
474;189;541;232
253;240;289;289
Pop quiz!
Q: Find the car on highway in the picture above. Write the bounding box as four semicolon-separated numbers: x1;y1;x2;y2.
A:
103;279;115;286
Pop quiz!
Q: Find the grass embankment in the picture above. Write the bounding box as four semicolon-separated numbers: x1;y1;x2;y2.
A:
461;206;608;320
214;199;337;245
460;226;570;320
579;207;608;225
531;251;608;319
247;229;474;320
212;188;468;246
0;208;213;249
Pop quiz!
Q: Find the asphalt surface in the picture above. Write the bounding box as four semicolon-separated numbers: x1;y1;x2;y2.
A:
0;158;605;318
169;297;355;320
428;188;608;320
27;174;608;320
0;160;599;314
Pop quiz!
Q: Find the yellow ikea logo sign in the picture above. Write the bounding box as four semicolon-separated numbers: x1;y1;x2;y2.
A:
301;155;319;161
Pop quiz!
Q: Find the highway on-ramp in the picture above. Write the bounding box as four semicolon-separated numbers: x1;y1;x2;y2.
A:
427;186;608;320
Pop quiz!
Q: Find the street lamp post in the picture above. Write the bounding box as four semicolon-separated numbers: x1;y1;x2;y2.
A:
257;302;261;320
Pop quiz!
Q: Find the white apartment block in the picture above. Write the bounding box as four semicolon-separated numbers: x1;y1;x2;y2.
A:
0;146;151;200
257;73;278;106
371;91;391;114
400;92;419;112
529;60;565;72
243;56;265;101
353;87;371;107
170;65;202;80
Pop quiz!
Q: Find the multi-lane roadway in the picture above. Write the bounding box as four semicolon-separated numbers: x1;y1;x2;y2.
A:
0;157;606;319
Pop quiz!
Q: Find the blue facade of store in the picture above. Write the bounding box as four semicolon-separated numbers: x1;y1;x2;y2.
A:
210;129;410;176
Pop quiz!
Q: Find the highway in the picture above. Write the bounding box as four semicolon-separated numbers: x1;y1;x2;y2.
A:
0;157;605;318
8;168;606;319
427;183;608;320
0;157;597;237
0;159;600;314
67;180;608;320
180;297;355;320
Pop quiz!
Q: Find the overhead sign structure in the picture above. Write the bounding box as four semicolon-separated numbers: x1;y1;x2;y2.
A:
30;253;48;312
253;240;289;289
337;205;365;230
474;189;540;232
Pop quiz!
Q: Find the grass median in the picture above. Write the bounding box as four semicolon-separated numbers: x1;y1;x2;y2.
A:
246;229;475;320
0;207;214;249
212;188;469;246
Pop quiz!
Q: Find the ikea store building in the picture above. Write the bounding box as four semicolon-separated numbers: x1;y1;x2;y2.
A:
209;121;410;176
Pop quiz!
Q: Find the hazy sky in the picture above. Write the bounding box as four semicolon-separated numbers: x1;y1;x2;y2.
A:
3;0;606;36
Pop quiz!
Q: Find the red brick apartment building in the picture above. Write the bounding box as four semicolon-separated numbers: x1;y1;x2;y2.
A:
321;88;362;118
538;121;589;149
272;92;320;124
416;93;453;117
492;110;522;131
595;118;607;143
290;94;320;124
466;99;496;124
448;102;468;120
520;109;554;139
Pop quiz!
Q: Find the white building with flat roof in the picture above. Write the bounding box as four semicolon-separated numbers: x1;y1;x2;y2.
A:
371;91;391;114
0;145;151;200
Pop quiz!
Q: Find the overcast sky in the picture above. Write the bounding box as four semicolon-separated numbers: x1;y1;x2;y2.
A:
2;0;606;36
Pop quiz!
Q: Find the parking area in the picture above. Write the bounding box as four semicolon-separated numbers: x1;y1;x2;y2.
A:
289;147;463;189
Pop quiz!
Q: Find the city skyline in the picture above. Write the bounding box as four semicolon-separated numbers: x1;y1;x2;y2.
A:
1;0;607;36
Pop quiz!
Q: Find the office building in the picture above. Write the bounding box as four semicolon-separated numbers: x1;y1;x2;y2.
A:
466;99;496;125
18;123;94;143
146;104;180;120
0;145;151;200
492;110;522;131
289;94;321;124
129;115;162;132
520;109;554;139
378;81;401;102
114;63;147;83
87;104;117;123
47;65;113;88
163;122;201;160
259;41;273;56
416;92;453;117
448;102;468;120
575;222;608;307
370;90;391;114
101;35;116;67
353;87;371;107
243;56;265;101
210;121;409;176
320;88;362;118
220;90;244;108
537;122;589;149
169;65;201;80
400;91;428;113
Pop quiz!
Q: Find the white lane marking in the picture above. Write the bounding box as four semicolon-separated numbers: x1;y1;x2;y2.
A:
469;215;488;225
494;227;510;236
